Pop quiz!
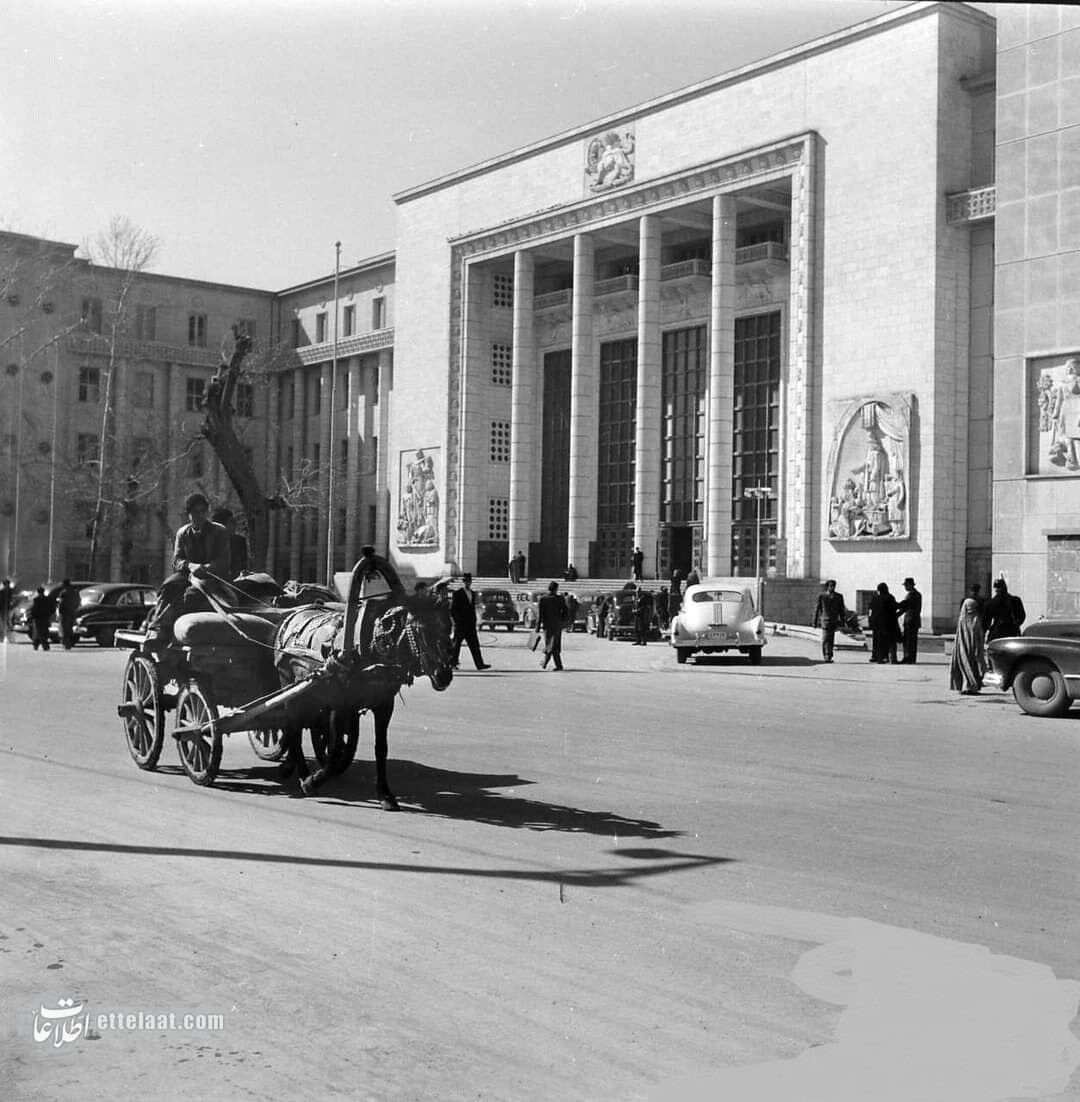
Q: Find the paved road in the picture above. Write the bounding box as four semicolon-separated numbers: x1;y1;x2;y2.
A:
1;629;1078;1101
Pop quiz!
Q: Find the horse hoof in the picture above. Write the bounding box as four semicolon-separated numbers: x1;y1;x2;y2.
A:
379;795;400;812
300;777;318;797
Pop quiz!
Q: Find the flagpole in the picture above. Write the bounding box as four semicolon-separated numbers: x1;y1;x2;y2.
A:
326;241;341;585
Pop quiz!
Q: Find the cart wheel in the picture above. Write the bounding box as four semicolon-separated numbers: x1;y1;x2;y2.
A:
248;727;288;761
121;653;164;770
174;683;222;786
310;711;361;775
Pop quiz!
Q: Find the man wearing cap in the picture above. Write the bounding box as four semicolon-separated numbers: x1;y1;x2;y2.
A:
896;577;922;664
983;579;1026;642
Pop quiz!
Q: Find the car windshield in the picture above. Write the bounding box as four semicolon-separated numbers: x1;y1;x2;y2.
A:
481;591;511;602
692;590;748;604
79;588;106;605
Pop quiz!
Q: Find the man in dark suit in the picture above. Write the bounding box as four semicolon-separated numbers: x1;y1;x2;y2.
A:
451;572;490;670
537;580;568;671
632;547;644;581
897;577;922;663
813;579;847;663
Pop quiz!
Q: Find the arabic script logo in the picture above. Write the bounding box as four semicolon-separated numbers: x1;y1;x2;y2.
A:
33;997;90;1048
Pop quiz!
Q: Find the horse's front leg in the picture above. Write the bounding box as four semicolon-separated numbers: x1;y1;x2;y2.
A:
373;699;399;811
278;723;310;792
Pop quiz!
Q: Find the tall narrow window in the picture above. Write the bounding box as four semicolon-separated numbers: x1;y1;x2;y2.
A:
371;297;386;330
596;338;637;576
134;305;156;341
491;343;513;386
78;366;101;403
492;274;513;308
661;326;707;525
343;304;356;336
133;370;154;409
316;312;328;343
81;297;103;334
489;421;511;462
731;312;782;575
185;376;206;411
237;318;256;342
291;318;303;348
188;313;207;347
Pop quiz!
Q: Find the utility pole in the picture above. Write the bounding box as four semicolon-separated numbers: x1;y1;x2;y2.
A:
326;241;341;585
743;485;774;615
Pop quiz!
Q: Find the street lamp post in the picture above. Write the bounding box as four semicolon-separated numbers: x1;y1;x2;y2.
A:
743;485;774;614
326;241;341;585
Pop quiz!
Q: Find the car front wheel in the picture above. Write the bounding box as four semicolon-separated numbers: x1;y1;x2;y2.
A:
96;626;116;647
1012;658;1070;717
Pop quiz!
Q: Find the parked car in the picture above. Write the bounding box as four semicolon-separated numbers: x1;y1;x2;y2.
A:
603;588;663;642
986;619;1080;717
66;583;158;646
477;588;519;631
11;581;97;635
516;590;547;630
669;579;766;665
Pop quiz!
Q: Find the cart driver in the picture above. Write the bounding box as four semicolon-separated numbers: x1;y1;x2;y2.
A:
144;491;231;644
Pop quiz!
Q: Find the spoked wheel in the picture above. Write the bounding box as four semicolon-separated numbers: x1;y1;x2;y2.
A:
121;653;165;770
248;727;288;762
174;683;222;786
310;710;361;776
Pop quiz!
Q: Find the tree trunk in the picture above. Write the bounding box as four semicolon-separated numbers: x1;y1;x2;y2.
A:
201;329;281;569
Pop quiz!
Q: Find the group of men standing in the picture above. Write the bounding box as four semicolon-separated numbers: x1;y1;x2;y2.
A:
0;578;82;650
813;577;923;664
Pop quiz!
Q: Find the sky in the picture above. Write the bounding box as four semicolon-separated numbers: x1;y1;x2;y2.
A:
3;0;924;291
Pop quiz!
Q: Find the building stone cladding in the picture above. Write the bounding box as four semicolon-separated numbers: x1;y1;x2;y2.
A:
993;3;1080;619
394;6;993;594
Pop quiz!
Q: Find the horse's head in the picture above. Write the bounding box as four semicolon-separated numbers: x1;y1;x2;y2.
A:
370;597;454;691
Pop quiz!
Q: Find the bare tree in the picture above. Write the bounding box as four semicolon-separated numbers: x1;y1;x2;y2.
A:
81;215;161;577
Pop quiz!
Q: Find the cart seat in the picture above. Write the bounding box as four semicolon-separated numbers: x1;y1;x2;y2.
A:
174;611;279;648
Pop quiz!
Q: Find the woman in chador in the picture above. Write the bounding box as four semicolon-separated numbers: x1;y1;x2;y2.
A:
950;587;986;695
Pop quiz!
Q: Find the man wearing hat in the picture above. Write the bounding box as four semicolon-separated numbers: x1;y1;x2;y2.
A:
896;577;922;664
983;578;1026;641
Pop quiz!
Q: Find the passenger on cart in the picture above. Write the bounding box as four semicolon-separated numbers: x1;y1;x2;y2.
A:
144;492;231;645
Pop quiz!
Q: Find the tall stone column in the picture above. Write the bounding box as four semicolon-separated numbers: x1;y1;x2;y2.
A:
108;357;129;581
374;349;392;556
164;361;183;578
509;251;536;576
289;366;305;579
706;194;737;576
456;267;490;572
265;369;280;574
633;215;662;579
345;356;362;562
567;234;596;573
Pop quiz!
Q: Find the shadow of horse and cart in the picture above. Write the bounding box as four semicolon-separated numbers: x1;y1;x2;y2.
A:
115;548;454;811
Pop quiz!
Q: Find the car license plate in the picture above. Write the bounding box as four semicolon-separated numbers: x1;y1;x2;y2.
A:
706;630;735;641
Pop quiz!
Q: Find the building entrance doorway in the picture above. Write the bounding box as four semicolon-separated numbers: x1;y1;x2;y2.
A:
667;525;694;577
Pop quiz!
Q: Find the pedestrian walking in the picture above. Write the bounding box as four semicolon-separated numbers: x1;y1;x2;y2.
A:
0;578;13;643
949;586;986;695
57;579;81;650
655;587;670;631
897;577;922;663
450;572;491;670
564;592;579;632
537;580;568;670
632;546;644;582
868;582;900;663
29;585;55;651
685;565;701;588
983;579;1026;642
597;595;611;639
670;568;683;608
813;579;847;663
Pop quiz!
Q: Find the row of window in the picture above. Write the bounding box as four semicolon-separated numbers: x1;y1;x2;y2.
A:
293;297;387;348
76;366;252;415
275;364;379;419
78;297;256;347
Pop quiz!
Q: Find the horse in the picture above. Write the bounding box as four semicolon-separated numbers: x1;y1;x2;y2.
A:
273;550;454;810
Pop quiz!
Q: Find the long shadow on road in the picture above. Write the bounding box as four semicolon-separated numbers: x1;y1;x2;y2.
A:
207;759;684;839
0;835;732;888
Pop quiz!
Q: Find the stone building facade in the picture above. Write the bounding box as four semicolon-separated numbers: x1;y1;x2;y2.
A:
392;1;997;630
992;4;1080;621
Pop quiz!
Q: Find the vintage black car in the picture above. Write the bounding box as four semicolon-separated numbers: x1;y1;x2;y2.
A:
68;583;158;646
477;588;519;631
986;619;1080;717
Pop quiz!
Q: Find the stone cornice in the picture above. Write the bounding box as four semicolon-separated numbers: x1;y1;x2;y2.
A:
293;328;394;366
449;135;812;260
65;334;220;367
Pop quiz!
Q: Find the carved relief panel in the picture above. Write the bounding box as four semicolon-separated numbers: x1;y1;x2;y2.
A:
396;446;441;552
825;394;914;541
1029;352;1080;475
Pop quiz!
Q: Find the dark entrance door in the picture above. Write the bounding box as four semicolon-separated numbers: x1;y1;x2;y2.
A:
534;349;571;577
595;338;637;578
669;525;693;576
